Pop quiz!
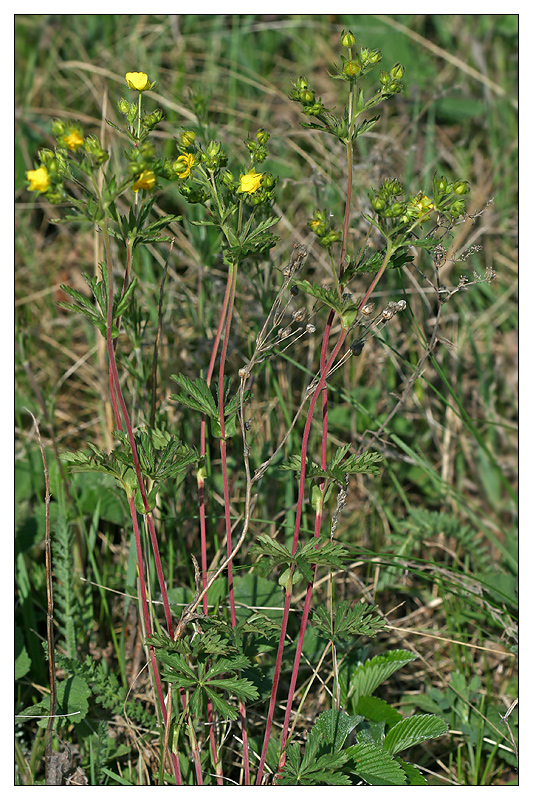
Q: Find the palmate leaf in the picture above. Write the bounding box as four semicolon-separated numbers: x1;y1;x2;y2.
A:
343;248;414;279
312;600;386;643
293;280;345;314
280;447;383;485
277;741;352;786
251;533;348;586
171;373;218;419
382;714;448;755
347;740;407;786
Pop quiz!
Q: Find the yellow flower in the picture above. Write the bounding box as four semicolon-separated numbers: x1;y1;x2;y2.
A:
125;72;151;92
62;128;84;151
238;168;263;194
132;170;156;192
173;153;195;180
26;166;50;192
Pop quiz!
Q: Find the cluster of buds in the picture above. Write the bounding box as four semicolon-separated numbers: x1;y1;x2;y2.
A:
245;128;270;164
370;174;469;227
307;208;342;248
378;62;405;97
432;173;470;220
337;30;383;81
289;76;329;118
333;30;384;83
118;97;165;138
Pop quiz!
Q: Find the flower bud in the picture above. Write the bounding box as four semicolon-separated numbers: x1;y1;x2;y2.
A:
299;89;315;105
118;97;131;115
340;29;356;48
256;128;270;145
390;63;405;80
180;130;196;147
261;172;275;189
51;119;66;136
343;59;361;77
221;169;236;189
452;180;470;195
434;174;449;195
368;49;382;65
371;196;386;211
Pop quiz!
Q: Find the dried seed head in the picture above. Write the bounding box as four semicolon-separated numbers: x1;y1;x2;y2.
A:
292;308;306;322
306;323;316;333
381;307;394;320
361;302;375;316
290;285;300;296
395;299;406;312
238;366;248;379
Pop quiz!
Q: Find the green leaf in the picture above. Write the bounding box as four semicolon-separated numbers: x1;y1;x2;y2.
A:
396;758;427;786
349;650;418;708
355;695;403;728
311;709;362;751
312;601;385;644
382;714;448;755
293;280;344;314
170;373;218;419
347;740;407;786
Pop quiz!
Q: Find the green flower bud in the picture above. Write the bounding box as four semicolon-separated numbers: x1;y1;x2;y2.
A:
390;202;405;217
180;130;196;147
390;63;405;80
379;70;390;86
261;172;275;189
368;49;382;65
453;180;470;195
256;128;270;145
117;97;131;115
371;196;386;211
340;29;356;48
221;169;236;189
434;175;449;195
343;59;361;77
300;89;315;105
295;76;309;91
51;118;66;137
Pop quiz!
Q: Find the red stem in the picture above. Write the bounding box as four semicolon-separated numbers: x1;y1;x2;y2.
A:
255;329;347;785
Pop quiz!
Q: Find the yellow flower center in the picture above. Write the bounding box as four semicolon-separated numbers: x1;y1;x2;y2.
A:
238;169;263;194
174;153;195;180
26;166;50;192
62;129;84;151
132;170;156;192
125;72;151;92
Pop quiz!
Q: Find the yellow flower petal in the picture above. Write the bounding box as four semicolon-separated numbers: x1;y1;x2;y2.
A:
173;153;195;180
238;168;263;194
125;72;151;92
132;170;156;192
26;166;50;192
62;129;84;151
